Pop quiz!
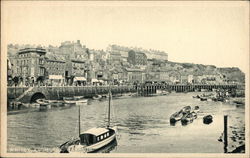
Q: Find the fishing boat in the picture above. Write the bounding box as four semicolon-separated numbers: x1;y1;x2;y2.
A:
59;89;117;153
63;96;87;104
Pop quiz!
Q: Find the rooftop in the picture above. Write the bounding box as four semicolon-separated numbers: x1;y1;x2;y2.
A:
81;127;109;136
18;48;46;55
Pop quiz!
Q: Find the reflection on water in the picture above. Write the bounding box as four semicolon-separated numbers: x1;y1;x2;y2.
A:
7;92;245;153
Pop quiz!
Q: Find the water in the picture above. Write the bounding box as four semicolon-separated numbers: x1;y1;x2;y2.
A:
7;92;245;153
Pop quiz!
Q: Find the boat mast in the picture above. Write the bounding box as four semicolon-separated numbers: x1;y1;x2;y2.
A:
78;105;81;136
107;87;111;128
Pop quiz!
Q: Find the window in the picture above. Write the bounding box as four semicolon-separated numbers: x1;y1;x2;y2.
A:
39;59;44;64
97;137;99;141
107;133;109;137
100;135;103;140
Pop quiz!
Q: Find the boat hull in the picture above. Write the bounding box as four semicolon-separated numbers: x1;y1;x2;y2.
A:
65;133;116;153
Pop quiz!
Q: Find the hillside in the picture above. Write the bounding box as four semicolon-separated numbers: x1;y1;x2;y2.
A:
164;61;245;83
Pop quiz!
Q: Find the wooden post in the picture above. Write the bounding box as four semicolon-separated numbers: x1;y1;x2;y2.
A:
224;115;228;153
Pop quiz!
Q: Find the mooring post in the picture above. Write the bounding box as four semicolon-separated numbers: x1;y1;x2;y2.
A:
224;115;228;153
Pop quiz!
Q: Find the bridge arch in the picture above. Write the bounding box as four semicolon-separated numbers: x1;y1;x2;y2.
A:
30;92;46;103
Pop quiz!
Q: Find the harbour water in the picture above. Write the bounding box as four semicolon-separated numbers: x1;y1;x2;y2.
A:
7;92;245;153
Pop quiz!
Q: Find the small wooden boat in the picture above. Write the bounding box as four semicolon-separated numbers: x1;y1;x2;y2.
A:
36;99;49;105
63;96;87;104
194;106;200;113
203;115;213;124
191;111;197;119
181;106;191;114
200;97;207;101
170;111;183;123
192;95;200;99
181;112;194;124
93;95;102;100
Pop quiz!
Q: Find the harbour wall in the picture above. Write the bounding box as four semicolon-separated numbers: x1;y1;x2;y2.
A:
7;84;240;103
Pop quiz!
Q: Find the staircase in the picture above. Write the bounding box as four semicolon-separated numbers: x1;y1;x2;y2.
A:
15;87;34;101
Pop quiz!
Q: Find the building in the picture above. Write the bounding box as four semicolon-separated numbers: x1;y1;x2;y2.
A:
127;50;147;66
58;40;88;60
14;48;47;85
65;59;87;85
125;68;146;83
45;54;66;86
107;44;168;62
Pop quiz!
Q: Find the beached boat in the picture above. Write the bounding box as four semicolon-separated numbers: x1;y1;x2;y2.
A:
203;115;213;124
170;111;183;123
170;106;191;123
191;111;197;119
181;106;191;114
59;89;117;153
193;106;200;113
181;112;194;124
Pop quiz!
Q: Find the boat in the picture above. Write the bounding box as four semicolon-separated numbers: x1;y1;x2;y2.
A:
200;97;207;101
63;96;87;104
181;112;194;124
36;99;49;105
169;106;191;123
203;115;213;124
170;111;183;123
193;106;200;113
192;95;200;99
181;106;191;114
93;95;102;100
191;111;197;119
59;89;117;153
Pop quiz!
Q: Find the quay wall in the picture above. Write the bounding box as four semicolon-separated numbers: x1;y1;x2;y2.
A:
8;86;137;103
8;87;29;99
7;84;241;103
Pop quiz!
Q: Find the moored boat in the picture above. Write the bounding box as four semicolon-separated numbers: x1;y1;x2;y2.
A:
193;95;200;99
193;106;200;113
36;99;49;105
170;111;183;123
200;97;207;101
181;112;194;124
63;96;87;104
181;106;191;114
93;95;102;100
59;89;117;153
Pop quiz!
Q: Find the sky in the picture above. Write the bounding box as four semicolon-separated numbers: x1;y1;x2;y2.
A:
2;1;249;73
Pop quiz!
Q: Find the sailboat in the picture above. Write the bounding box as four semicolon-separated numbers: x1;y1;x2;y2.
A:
59;89;117;153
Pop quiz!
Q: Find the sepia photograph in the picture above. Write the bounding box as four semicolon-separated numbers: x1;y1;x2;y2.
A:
1;1;249;157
